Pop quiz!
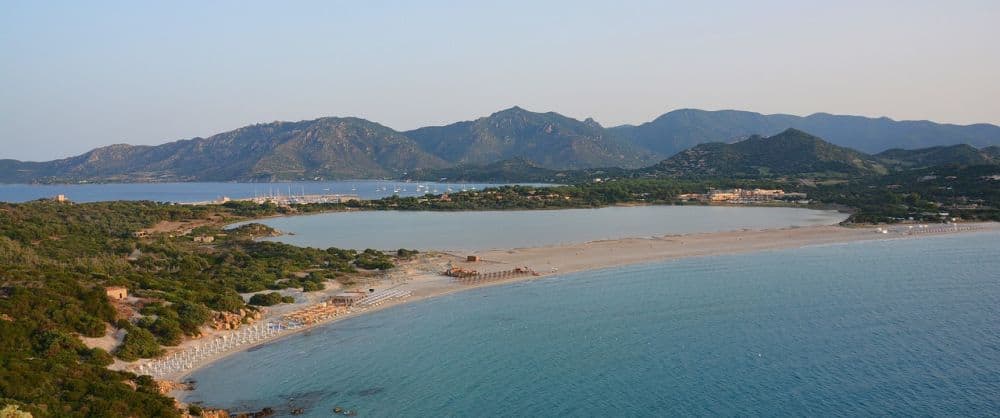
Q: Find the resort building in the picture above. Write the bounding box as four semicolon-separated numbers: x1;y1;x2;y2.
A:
706;188;798;203
247;193;360;205
677;193;704;201
708;190;741;202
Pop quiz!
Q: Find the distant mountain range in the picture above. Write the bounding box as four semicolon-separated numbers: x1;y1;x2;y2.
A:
412;130;1000;182
610;109;1000;156
2;107;999;183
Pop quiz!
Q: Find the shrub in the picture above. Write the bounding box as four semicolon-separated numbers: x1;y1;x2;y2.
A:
83;347;115;367
175;301;211;335
115;327;163;361
301;281;325;292
396;248;419;258
355;249;394;270
146;317;183;346
207;292;245;313
248;292;286;306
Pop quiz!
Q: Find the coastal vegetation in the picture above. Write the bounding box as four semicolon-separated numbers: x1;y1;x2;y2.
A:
0;200;403;416
804;165;1000;223
310;166;1000;223
248;292;295;307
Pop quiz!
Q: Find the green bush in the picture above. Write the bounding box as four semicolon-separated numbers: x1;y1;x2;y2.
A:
207;292;245;313
396;248;419;258
174;301;210;335
146;317;183;346
83;347;115;367
355;249;394;270
248;292;287;306
115;327;163;361
301;281;325;292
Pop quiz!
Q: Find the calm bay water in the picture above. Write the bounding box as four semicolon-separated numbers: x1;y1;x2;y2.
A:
0;181;538;203
184;232;1000;416
251;206;848;251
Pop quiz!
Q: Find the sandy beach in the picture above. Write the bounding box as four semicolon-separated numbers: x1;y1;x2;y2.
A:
154;222;998;389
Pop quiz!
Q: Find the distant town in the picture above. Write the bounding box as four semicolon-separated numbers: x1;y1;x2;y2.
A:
678;188;808;204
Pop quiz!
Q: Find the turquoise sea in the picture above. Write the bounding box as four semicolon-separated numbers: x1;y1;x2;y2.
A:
184;232;1000;416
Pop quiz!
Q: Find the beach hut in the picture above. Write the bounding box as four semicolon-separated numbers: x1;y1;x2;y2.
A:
331;292;367;306
105;286;128;300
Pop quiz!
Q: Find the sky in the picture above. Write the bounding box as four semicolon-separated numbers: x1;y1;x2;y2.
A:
1;1;998;161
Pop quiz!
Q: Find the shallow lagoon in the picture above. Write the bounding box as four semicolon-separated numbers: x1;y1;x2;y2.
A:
251;205;849;251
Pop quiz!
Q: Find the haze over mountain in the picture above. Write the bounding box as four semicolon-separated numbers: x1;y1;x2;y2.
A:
611;109;1000;156
2;107;999;183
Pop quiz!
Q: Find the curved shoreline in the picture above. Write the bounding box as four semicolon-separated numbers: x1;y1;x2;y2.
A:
164;222;999;396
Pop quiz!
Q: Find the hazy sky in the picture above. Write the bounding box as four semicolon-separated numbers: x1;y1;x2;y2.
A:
2;1;998;161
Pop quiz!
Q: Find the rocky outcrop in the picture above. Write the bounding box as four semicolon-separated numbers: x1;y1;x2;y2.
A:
230;407;276;418
155;379;187;394
180;408;229;418
210;308;262;331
